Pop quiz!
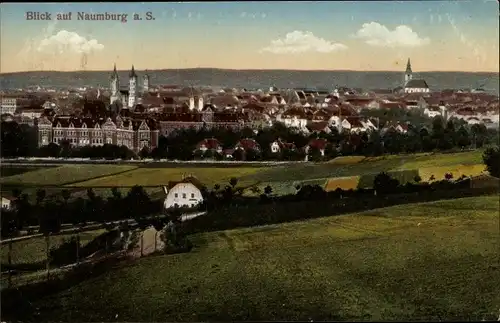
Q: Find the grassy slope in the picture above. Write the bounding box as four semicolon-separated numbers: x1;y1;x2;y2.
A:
0;165;138;186
31;195;500;321
1;230;105;265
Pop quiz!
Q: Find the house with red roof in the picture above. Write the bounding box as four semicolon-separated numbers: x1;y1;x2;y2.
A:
234;138;261;152
303;138;328;161
270;139;296;154
195;138;223;154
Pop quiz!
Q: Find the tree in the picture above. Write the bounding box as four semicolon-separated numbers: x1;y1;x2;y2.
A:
414;175;422;183
483;146;500;178
431;116;445;151
456;125;471;149
444;173;453;181
229;177;238;188
307;146;323;162
373;172;400;195
36;189;61;278
232;149;246;161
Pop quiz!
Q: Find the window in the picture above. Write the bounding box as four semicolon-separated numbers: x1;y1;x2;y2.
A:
182;193;186;199
174;193;178;198
191;193;195;198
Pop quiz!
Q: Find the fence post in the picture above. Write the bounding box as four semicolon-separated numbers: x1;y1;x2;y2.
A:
7;240;12;287
154;231;158;252
76;233;81;265
45;234;50;281
140;233;144;257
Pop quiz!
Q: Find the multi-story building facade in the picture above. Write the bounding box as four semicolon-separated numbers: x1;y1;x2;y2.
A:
0;96;30;115
157;106;249;136
37;115;159;152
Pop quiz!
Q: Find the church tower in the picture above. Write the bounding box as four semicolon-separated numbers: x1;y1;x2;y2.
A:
110;64;120;105
143;70;150;93
404;58;413;85
128;65;137;108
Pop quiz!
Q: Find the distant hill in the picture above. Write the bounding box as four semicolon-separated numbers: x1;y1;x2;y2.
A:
1;69;498;94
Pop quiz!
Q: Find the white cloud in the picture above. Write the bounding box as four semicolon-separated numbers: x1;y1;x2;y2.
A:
172;10;177;18
37;30;104;54
240;12;247;18
437;14;442;23
261;13;267;19
188;12;192;19
430;14;434;24
260;31;347;54
197;12;201;19
354;22;430;47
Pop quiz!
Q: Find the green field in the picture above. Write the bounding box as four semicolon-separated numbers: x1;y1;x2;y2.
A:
0;230;105;265
28;195;500;321
0;151;486;199
66;167;262;188
0;165;138;186
0;166;47;177
239;150;483;183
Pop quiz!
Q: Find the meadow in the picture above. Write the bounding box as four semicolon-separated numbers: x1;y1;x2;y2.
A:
0;150;487;198
24;195;500;321
1;230;106;266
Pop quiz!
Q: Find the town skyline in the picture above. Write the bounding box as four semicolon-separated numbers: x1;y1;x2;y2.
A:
1;1;499;74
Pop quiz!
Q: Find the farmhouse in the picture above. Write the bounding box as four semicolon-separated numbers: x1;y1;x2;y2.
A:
163;176;204;209
1;196;14;210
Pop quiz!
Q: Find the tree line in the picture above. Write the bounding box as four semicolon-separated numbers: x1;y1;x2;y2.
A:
1;117;498;162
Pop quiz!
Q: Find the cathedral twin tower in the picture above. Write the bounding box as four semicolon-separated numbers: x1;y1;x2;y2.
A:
110;64;149;109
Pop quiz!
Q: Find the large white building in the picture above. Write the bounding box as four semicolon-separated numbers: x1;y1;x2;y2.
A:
163;176;204;209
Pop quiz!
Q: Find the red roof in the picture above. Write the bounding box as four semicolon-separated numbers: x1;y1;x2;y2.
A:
306;138;328;150
235;138;260;151
197;138;222;150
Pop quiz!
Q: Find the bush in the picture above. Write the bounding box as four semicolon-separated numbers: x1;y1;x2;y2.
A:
358;170;418;189
159;221;192;254
483;146;500;178
372;172;400;195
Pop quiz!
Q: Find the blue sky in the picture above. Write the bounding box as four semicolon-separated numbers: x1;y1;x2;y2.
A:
1;1;498;72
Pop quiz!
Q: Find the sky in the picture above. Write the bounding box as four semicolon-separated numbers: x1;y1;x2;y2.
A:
1;1;499;73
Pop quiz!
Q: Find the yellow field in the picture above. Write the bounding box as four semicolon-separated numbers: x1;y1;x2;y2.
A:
68;167;263;188
396;151;483;170
324;176;360;191
418;164;486;182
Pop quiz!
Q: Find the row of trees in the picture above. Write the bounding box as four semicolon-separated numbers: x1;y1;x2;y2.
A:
2;116;498;161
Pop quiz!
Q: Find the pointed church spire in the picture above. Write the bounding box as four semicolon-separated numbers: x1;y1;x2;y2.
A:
405;58;412;74
111;63;118;79
129;65;137;78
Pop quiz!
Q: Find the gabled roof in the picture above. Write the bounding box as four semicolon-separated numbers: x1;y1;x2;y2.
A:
235;138;260;151
167;176;205;192
405;79;429;89
197;138;222;150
